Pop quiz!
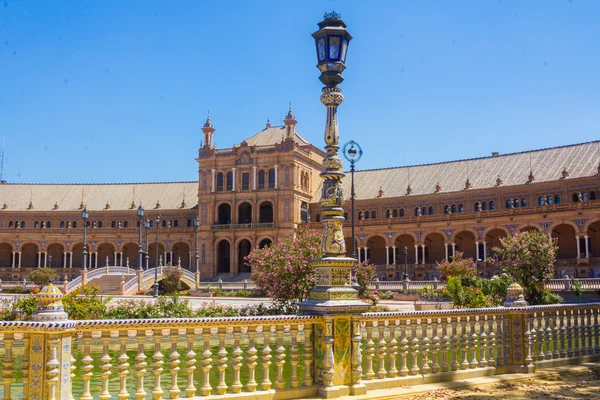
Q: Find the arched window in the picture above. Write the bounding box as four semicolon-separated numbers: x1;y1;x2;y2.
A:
583;191;589;201
521;198;527;207
386;209;392;218
513;199;520;208
85;220;90;228
444;205;450;214
72;221;77;228
217;172;224;191
489;201;495;210
482;201;487;211
186;219;192;227
392;209;398;218
344;212;349;221
458;204;464;213
123;221;128;228
421;207;427;216
539;196;545;206
20;221;25;228
97;221;102;228
8;221;13;228
316;214;320;222
258;170;265;189
415;207;420;217
46;221;51;229
358;211;363;220
547;196;553;205
573;192;580;202
111;221;116;228
591;191;597;201
60;221;65;229
371;210;376;219
268;169;276;188
300;202;309;223
400;208;405;217
451;204;457;214
161;219;167;228
365;211;370;220
173;219;179;227
506;199;512;209
34;221;39;229
226;172;233;191
429;206;434;215
555;195;561;204
474;202;480;211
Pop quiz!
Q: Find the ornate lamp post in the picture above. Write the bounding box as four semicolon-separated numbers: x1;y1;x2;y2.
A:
403;246;409;281
153;215;161;298
342;140;362;283
194;216;200;288
144;219;150;271
137;205;144;270
82;207;89;271
300;12;368;317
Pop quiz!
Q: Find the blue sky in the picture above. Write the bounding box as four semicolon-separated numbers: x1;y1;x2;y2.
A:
1;0;599;184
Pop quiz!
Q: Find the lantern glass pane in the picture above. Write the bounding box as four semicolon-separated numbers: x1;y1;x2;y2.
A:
341;38;348;62
317;38;326;62
329;36;341;60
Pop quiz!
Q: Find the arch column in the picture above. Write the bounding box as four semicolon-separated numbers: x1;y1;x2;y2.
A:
414;245;419;265
475;241;480;261
421;244;426;264
392;245;397;264
385;246;389;265
253;166;257;190
211;168;215;192
63;252;67;268
451;243;456;257
274;165;279;189
483;242;487;260
445;243;449;261
231;167;236;192
585;235;590;258
357;247;361;263
12;251;16;268
17;252;21;267
577;236;582;259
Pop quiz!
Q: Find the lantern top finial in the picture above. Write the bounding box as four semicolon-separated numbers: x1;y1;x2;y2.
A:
323;11;341;20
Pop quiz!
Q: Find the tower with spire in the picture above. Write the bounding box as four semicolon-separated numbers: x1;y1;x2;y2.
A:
283;103;297;141
202;111;215;149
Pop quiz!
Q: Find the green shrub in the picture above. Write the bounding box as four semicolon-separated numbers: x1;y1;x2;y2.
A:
62;285;109;320
28;268;57;286
3;286;32;294
14;296;38;319
541;289;563;305
160;266;183;294
444;276;488;308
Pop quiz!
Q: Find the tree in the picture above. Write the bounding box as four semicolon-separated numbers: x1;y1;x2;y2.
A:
491;231;558;305
28;268;57;286
160;266;183;294
437;251;477;279
246;226;321;310
353;261;377;299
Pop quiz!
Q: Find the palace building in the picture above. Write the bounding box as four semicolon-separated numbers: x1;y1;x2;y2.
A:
1;108;600;281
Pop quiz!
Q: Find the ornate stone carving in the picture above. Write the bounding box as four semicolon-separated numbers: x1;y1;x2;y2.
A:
321;220;346;256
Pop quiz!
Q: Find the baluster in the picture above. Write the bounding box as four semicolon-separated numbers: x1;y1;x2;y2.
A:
276;325;286;389
545;312;553;360
587;308;594;355
431;318;440;373
525;315;534;369
479;316;487;368
200;329;213;396
388;322;398;377
566;309;574;358
552;311;560;359
100;331;113;400
594;307;600;354
290;325;300;388
410;319;420;375
230;326;243;393
421;319;431;375
262;326;273;391
496;315;505;367
46;335;60;400
350;318;364;394
573;309;581;357
364;321;375;380
169;329;181;399
559;310;567;358
451;317;459;371
536;313;545;361
81;332;94;400
322;317;335;388
469;316;479;369
117;331;130;400
377;322;388;378
135;331;147;400
185;328;196;398
441;318;450;372
22;334;30;400
487;316;496;368
216;327;228;395
2;333;14;400
581;309;589;355
303;324;314;387
247;326;258;391
460;317;469;370
151;330;164;400
399;320;409;376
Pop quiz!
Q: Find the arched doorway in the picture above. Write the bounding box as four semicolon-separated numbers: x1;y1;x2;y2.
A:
97;243;116;267
485;229;508;256
0;243;12;267
551;224;577;260
259;238;272;249
259;202;274;223
366;236;386;265
394;235;416;265
173;242;190;269
238;203;252;224
424;233;445;263
518;226;540;234
217;203;231;225
148;242;166;268
217;240;231;274
588;221;600;258
455;231;476;260
122;243;138;268
238;239;252;273
72;243;83;269
47;243;65;268
21;243;38;268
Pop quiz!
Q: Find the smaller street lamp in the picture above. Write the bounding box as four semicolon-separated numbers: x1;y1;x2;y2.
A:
403;246;409;281
137;205;145;270
82;207;89;270
153;215;161;298
194;216;200;274
144;219;151;271
343;140;362;284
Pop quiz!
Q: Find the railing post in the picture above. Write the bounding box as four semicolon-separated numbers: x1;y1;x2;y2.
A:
82;269;88;287
120;274;125;295
564;276;570;291
195;271;200;290
137;269;144;294
27;281;75;400
503;282;535;373
63;275;69;293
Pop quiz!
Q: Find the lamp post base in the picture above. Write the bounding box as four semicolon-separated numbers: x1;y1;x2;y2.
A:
153;282;159;298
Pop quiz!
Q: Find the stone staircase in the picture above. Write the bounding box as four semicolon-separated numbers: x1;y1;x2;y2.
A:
88;274;135;295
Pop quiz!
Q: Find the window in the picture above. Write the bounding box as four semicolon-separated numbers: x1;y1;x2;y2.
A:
458;203;464;213
506;200;512;209
591;191;597;201
162;219;167;228
174;219;179;227
217;172;224;191
258;170;265;189
421;207;427;216
539;196;545;206
85;220;90;228
187;219;192;227
365;211;370;220
97;221;102;228
226;172;233;191
415;207;420;216
123;221;128;228
268;169;276;188
444;205;450;214
8;221;13;228
34;221;39;229
242;173;250;190
400;208;405;217
451;204;457;214
392;209;398;218
60;221;65;229
316;214;320;222
20;221;25;228
46;221;51;228
344;212;348;221
583;191;589;201
474;202;480;211
521;198;527;207
73;221;77;228
371;210;377;219
111;221;116;228
386;209;392;218
555;195;561;204
547;196;553;205
514;199;520;208
489;201;495;210
573;192;580;202
300;202;309;223
429;206;434;215
358;211;363;220
482;201;487;211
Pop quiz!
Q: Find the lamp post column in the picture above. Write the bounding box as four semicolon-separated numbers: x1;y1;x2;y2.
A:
194;217;200;289
153;216;160;298
145;220;150;271
403;246;408;281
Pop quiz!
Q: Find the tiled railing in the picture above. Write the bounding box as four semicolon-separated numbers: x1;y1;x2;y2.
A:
211;222;275;230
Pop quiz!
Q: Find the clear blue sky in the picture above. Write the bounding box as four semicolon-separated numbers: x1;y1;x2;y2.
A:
2;0;599;184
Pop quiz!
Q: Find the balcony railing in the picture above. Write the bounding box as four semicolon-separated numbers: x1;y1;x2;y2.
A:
212;222;275;230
